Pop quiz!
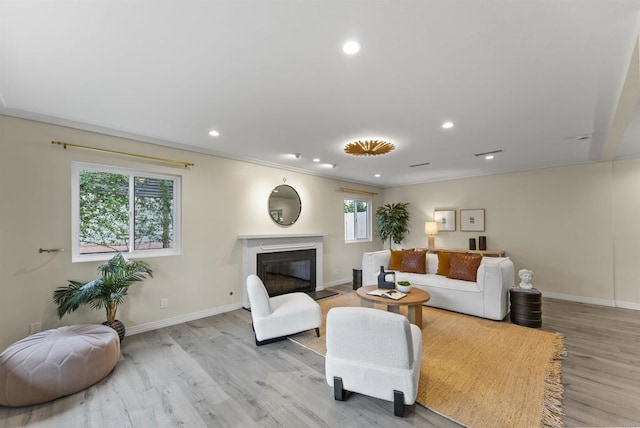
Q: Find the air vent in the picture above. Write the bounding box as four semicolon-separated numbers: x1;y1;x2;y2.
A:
409;162;431;168
474;149;503;157
563;134;592;141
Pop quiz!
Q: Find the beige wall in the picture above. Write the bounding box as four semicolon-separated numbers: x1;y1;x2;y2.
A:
3;113;639;350
0;115;381;349
383;161;640;309
613;158;640;305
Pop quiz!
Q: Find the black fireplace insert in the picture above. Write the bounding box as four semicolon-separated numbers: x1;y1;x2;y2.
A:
256;249;316;297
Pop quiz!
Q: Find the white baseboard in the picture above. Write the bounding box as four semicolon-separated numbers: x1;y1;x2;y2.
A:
543;291;615;307
127;277;353;336
323;277;352;288
543;291;640;310
616;300;640;310
126;303;243;337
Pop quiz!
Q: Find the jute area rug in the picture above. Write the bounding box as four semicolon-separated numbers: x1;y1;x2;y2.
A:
289;292;565;428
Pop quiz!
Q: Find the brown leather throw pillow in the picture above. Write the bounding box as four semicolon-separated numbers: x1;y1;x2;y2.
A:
400;250;427;274
447;253;482;282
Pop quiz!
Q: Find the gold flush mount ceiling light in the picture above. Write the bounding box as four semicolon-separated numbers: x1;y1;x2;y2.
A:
344;140;395;156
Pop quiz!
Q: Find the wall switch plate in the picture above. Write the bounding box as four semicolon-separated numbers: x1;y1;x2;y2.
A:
29;322;41;335
160;298;168;309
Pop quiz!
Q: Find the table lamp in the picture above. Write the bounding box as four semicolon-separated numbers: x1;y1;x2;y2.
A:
425;221;439;250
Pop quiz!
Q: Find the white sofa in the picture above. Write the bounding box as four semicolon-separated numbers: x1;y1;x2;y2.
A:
362;250;514;320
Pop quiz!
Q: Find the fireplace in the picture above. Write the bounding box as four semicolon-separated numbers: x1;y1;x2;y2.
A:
257;249;316;297
239;233;325;308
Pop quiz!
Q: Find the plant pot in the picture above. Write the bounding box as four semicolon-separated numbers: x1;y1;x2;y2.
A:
103;320;125;343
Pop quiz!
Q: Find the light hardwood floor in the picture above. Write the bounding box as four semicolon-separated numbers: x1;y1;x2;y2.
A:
541;298;640;427
1;285;639;427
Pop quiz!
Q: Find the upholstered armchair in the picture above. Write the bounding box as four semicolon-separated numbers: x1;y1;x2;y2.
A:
246;274;322;346
325;307;423;417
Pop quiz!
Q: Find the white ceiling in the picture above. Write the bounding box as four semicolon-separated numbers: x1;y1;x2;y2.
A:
1;1;640;187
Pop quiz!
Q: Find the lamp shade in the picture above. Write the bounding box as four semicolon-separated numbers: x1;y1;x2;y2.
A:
425;221;439;235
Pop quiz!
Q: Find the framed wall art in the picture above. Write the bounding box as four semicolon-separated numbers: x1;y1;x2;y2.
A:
434;209;456;232
460;209;485;232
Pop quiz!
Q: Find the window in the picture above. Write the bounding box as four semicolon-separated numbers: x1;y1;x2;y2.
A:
344;198;371;242
72;163;181;262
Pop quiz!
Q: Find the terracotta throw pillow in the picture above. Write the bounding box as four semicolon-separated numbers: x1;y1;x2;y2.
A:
400;250;426;274
436;252;451;276
447;253;482;282
388;250;404;270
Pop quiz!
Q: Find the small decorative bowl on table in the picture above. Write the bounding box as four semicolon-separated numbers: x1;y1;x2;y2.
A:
396;281;412;293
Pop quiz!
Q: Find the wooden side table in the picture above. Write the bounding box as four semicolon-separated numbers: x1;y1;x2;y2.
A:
509;287;542;328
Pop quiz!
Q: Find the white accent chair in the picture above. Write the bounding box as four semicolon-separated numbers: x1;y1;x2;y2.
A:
325;307;423;417
246;274;322;346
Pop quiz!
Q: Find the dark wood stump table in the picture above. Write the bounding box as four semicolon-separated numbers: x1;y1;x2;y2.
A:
509;287;542;328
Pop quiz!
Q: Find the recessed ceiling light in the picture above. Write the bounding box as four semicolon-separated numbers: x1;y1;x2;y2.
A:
343;40;360;55
442;121;454;129
374;174;381;178
208;130;220;137
485;155;494;160
313;158;321;162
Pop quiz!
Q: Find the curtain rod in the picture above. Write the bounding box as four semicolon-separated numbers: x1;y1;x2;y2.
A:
51;141;195;167
339;187;378;196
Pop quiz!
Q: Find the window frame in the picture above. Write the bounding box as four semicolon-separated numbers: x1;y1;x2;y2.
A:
72;162;182;262
343;197;372;243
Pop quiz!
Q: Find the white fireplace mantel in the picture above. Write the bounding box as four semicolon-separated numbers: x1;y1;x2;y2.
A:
238;233;325;240
239;233;325;308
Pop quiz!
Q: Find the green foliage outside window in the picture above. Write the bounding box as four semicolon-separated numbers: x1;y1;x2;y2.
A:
79;170;174;254
134;177;174;250
343;200;367;213
79;171;129;252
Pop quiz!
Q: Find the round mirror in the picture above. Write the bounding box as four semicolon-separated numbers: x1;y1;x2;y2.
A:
268;185;301;226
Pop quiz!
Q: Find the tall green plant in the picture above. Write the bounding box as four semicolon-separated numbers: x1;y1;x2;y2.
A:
53;253;153;324
375;202;411;248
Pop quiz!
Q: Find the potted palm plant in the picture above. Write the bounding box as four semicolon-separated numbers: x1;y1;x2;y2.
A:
53;253;153;342
376;202;411;249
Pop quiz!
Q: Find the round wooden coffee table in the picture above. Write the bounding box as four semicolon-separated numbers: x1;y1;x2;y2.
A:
356;285;431;329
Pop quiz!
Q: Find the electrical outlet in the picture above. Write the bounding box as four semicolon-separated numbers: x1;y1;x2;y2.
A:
29;322;41;335
160;298;168;309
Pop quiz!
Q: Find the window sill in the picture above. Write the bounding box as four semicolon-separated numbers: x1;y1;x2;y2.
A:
72;248;182;263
